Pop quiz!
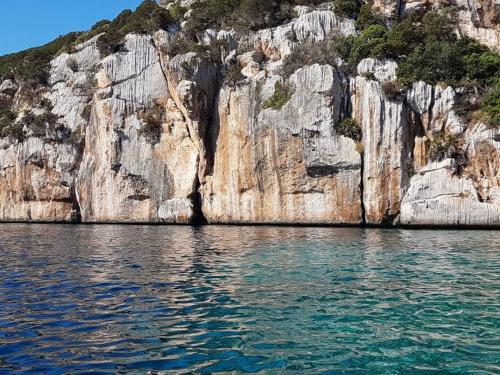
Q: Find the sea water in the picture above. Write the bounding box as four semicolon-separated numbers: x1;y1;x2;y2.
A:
0;224;498;374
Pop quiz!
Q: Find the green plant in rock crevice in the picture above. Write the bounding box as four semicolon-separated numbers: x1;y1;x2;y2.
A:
480;82;500;126
335;118;362;142
427;133;462;161
139;104;164;145
263;82;293;110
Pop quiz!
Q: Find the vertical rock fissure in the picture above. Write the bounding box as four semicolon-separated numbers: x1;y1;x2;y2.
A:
153;38;216;224
360;151;367;226
191;174;208;225
201;69;223;177
70;184;82;223
71;127;88;223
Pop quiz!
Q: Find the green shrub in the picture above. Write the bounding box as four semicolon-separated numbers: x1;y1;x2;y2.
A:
480;83;500;126
282;38;341;77
180;59;199;76
333;0;362;19
361;71;375;80
186;0;238;33
0;109;22;141
1;124;25;141
335;118;362;141
18;110;59;138
0;109;16;128
334;24;389;69
427;133;461;161
382;80;404;100
263;82;293;110
186;0;323;34
332;7;485;85
39;98;53;110
0;109;18;140
328;4;499;110
463;50;500;83
397;40;466;86
162;34;197;56
355;4;385;31
225;63;244;86
97;1;175;56
168;3;188;22
139;105;164;144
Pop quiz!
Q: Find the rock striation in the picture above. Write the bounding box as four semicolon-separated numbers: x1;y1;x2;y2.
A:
202;64;363;224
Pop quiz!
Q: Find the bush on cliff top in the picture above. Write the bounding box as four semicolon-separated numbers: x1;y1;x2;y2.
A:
333;7;499;88
0;32;81;84
96;0;175;55
328;5;499;127
333;0;362;19
186;0;324;34
0;1;177;83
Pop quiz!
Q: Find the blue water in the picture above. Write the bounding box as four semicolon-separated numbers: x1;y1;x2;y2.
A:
0;225;499;374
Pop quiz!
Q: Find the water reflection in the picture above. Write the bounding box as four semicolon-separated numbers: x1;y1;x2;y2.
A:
0;225;499;374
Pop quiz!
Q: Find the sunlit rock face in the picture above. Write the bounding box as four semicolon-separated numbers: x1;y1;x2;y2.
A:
201;64;363;224
0;139;80;222
400;124;500;226
0;2;498;226
75;34;175;223
0;37;100;222
351;68;412;224
76;33;218;223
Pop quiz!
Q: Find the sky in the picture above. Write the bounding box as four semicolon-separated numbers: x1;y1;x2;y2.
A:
0;0;144;55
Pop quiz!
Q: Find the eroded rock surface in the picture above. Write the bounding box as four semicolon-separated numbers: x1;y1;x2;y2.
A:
0;139;80;222
352;65;412;225
202;64;363;224
0;2;498;227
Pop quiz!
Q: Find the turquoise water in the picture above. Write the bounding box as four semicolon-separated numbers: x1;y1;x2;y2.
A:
0;225;499;374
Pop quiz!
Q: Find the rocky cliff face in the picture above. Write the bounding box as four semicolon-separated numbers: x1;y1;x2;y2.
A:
202;64;363;224
0;1;498;226
374;0;500;51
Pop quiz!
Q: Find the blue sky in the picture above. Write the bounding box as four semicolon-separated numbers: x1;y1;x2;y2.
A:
0;0;144;55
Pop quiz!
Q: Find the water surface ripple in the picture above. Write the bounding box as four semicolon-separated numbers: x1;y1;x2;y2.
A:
0;225;499;374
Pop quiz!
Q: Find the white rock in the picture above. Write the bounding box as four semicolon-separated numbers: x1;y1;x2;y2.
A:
401;159;500;226
201;64;363;224
357;58;398;82
407;81;433;115
0;80;18;94
352;74;412;224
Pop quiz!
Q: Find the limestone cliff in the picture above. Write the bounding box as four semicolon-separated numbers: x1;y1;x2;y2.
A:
0;0;498;226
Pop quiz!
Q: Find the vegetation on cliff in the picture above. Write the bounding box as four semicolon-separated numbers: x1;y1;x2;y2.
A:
263;82;294;110
96;0;174;55
0;1;175;83
186;0;324;34
0;33;81;84
0;0;498;127
335;118;362;141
